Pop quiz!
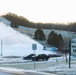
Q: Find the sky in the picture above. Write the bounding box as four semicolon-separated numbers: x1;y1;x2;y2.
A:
0;0;76;23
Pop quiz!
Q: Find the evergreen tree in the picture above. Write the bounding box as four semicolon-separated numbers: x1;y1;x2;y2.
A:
34;29;46;40
47;31;64;49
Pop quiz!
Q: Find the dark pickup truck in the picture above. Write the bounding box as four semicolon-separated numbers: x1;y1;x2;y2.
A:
32;54;50;61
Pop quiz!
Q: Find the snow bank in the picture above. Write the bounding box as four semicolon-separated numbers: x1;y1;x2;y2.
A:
0;22;54;56
0;22;34;45
0;67;53;75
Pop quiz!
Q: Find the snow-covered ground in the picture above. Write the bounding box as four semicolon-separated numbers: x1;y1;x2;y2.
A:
0;56;76;75
18;25;76;40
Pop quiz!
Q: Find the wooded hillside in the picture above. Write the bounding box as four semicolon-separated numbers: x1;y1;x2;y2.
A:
2;12;76;32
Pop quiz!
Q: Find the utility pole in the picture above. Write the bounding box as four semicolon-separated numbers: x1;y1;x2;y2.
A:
69;40;71;68
1;40;3;56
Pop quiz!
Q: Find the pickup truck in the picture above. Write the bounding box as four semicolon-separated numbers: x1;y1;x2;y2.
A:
32;54;50;61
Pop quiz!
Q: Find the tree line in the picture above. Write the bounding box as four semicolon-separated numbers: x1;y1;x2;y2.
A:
34;29;64;50
2;12;76;32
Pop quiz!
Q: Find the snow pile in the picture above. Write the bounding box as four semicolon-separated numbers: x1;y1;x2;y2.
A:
0;22;36;45
0;22;55;56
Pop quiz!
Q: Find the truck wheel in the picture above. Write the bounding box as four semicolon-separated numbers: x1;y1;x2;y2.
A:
43;59;44;61
46;58;48;61
36;59;38;61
